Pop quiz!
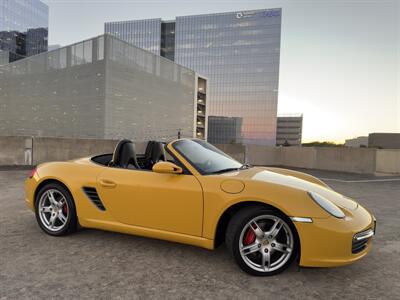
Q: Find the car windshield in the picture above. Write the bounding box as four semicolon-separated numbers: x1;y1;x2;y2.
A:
172;139;245;175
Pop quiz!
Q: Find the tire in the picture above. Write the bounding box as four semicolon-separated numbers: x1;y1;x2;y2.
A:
35;182;77;236
226;205;299;276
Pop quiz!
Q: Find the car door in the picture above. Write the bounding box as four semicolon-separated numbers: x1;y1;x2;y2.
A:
95;167;203;237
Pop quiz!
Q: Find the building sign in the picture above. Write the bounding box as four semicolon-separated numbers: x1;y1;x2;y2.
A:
236;10;281;19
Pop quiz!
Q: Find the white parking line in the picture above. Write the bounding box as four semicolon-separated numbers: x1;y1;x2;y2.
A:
321;178;400;183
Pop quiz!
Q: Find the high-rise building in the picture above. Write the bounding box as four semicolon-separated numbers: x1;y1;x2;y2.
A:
276;114;303;146
208;116;243;144
0;0;48;65
105;8;281;145
0;34;207;141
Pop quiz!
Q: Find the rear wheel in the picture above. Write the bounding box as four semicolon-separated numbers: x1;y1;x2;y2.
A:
35;183;77;236
226;205;298;276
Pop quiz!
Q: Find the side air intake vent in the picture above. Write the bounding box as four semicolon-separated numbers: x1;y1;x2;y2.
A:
83;187;106;211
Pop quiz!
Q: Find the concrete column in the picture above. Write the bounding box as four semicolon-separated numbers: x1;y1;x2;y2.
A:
24;137;33;165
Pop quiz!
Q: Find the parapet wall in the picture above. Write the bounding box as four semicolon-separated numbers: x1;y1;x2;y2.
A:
1;136;399;175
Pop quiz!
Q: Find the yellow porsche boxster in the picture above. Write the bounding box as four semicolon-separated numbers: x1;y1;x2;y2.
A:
25;138;376;276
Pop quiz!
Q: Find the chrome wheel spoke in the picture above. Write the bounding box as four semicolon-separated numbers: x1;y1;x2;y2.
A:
261;252;271;271
268;219;283;239
49;215;56;228
41;206;52;213
250;221;264;238
274;242;292;253
58;212;67;224
47;190;58;206
57;198;65;208
241;243;260;256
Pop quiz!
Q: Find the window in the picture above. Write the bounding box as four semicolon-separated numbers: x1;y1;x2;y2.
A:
71;40;93;66
173;139;242;175
97;36;104;60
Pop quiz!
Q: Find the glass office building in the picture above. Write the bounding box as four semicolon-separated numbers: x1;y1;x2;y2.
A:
104;19;161;56
0;0;48;65
208;116;243;144
105;8;281;145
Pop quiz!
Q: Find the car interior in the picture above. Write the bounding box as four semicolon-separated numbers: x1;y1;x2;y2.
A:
91;139;167;171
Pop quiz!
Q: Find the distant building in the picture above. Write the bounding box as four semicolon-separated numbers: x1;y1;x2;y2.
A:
0;0;48;65
345;136;368;148
276;114;303;146
0;34;207;141
105;8;282;145
48;44;62;51
208;116;242;144
368;133;400;149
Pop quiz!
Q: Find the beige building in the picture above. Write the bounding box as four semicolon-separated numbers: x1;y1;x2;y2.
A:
345;136;368;148
276;114;303;146
0;34;207;141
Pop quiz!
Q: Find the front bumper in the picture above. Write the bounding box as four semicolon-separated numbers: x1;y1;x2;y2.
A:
24;176;39;212
294;204;375;267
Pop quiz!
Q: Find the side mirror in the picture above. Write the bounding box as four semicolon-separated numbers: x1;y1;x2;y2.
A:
152;161;183;174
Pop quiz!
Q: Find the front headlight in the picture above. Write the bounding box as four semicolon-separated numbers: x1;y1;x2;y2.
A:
308;191;345;219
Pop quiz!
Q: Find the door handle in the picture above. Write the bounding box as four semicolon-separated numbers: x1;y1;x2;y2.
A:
99;179;117;188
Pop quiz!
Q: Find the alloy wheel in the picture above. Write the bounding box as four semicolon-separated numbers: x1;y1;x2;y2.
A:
38;189;69;232
239;214;294;273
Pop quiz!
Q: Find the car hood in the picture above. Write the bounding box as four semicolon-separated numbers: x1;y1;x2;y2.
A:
220;167;358;210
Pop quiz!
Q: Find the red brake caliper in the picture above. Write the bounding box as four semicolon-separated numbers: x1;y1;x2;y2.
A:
63;203;68;215
243;228;256;245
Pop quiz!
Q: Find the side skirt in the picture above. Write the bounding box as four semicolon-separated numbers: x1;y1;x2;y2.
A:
80;218;215;250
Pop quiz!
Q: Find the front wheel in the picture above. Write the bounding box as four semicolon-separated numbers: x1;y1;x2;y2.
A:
35;182;77;236
226;206;299;276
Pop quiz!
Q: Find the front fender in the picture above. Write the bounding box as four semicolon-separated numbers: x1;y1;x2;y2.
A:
201;177;330;240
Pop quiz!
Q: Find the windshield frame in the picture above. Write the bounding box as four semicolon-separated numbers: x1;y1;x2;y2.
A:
171;138;244;175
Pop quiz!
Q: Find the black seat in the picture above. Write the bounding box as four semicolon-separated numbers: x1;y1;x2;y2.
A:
144;141;156;163
143;141;165;169
110;139;140;169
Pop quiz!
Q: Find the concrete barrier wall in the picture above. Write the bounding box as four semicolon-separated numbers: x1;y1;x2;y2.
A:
0;136;28;165
0;136;149;166
376;150;400;174
281;147;316;169
244;146;382;174
1;136;400;174
315;147;377;174
33;137;119;165
246;145;280;166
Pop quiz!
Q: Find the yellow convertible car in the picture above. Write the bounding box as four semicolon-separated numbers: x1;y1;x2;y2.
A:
25;138;376;276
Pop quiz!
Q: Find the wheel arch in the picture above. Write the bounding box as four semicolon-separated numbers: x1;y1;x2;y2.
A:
34;178;74;207
214;200;300;250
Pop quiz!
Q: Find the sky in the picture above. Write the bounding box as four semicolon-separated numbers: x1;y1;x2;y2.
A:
42;0;400;143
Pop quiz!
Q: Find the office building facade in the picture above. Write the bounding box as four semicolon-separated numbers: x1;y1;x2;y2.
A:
208;116;243;144
105;8;281;145
276;114;303;146
0;34;207;141
0;0;48;65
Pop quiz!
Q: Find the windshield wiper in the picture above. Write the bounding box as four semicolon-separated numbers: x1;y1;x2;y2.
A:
209;167;241;174
239;164;252;170
209;164;252;175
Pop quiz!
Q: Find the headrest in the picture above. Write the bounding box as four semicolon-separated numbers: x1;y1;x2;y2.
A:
111;139;138;169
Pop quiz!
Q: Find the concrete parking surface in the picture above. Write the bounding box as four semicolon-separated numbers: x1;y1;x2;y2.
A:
1;169;399;299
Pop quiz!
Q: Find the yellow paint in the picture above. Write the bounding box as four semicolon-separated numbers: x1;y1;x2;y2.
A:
220;179;245;194
25;139;375;267
152;161;183;174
